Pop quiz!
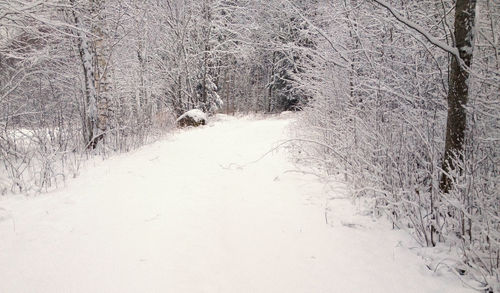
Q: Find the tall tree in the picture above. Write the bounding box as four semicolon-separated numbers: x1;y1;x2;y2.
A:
71;0;100;149
439;0;477;193
71;0;110;149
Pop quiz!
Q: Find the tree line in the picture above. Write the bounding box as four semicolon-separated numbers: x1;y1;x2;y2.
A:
0;0;308;192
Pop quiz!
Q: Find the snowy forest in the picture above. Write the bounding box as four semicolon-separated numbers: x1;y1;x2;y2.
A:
1;0;499;291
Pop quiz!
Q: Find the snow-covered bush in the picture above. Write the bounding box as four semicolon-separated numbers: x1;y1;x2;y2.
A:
290;0;500;290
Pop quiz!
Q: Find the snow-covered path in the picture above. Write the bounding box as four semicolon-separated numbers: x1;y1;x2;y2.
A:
0;116;472;293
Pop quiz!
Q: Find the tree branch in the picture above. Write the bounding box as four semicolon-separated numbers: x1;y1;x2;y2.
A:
371;0;461;61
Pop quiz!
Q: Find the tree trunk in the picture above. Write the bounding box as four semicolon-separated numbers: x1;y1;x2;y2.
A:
439;0;477;193
92;0;109;146
71;0;99;149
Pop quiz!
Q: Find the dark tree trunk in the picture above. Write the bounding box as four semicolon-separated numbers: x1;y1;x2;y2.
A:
439;0;477;193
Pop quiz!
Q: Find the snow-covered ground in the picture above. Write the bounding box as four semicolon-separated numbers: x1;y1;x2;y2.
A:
0;116;473;292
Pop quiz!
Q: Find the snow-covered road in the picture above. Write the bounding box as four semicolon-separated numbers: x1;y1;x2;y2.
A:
0;116;472;292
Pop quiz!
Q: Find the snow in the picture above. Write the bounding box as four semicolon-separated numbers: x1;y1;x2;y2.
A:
176;109;207;123
280;110;295;118
0;116;474;293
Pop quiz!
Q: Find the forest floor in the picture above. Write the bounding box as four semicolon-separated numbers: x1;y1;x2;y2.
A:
0;115;473;292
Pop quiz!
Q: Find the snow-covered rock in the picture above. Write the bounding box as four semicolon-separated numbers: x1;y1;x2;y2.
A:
176;109;207;127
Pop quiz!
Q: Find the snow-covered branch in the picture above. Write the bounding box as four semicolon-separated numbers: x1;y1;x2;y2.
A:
370;0;461;60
